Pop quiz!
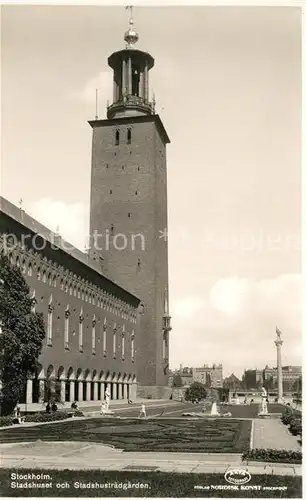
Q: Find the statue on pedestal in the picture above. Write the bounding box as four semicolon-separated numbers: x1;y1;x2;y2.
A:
100;386;111;415
260;387;268;415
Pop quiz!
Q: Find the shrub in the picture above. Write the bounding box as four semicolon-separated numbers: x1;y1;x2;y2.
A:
25;411;70;423
72;410;85;417
242;448;302;464
289;420;302;436
0;415;14;427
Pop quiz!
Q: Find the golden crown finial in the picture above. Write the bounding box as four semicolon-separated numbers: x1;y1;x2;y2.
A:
124;5;139;48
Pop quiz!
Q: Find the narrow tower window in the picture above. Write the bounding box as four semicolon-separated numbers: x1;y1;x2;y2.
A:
92;315;96;354
127;128;132;144
113;323;117;358
79;309;84;352
64;306;70;349
103;318;107;355
131;330;135;361
121;324;125;359
115;130;120;146
47;296;53;346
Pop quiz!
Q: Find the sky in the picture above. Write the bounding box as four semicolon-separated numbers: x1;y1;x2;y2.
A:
1;5;302;378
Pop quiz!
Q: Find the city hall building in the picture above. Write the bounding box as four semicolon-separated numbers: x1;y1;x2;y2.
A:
0;15;172;404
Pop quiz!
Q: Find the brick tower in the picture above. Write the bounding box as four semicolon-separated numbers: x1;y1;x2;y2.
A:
89;11;171;397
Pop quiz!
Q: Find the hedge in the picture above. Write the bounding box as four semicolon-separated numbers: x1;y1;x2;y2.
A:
0;416;14;427
24;411;71;423
242;448;302;464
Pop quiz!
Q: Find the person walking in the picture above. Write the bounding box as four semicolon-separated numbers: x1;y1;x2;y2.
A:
139;403;147;418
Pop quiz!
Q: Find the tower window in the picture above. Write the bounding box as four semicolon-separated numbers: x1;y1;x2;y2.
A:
132;65;140;96
106;164;109;169
128;213;131;218
110;189;112;194
127;129;132;144
122;165;124;170
135;191;138;195
115;130;120;146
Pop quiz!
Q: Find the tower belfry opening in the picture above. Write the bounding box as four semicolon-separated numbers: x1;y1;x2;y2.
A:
107;7;155;119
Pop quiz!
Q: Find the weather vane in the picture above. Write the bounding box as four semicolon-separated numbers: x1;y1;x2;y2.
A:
126;5;134;27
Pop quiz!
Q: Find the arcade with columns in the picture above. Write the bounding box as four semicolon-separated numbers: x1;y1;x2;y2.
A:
24;365;137;405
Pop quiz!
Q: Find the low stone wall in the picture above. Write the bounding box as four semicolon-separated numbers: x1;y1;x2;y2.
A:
136;385;172;399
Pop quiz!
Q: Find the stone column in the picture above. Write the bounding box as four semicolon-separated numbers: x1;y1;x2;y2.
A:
101;382;105;401
38;379;45;403
26;379;33;404
144;63;148;101
130;382;137;401
69;381;75;402
93;382;98;401
127;57;132;96
139;71;143;98
113;383;118;400
123;383;128;400
275;337;284;402
60;380;66;404
86;382;91;401
122;58;126;97
113;79;117;102
78;381;83;402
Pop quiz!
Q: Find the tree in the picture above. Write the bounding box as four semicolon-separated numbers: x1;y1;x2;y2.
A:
172;373;183;388
217;387;229;402
0;254;45;415
184;382;207;402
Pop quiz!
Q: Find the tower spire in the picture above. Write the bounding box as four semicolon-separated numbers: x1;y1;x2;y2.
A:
124;5;139;48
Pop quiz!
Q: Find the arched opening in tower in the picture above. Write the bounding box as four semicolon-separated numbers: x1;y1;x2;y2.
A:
132;64;140;96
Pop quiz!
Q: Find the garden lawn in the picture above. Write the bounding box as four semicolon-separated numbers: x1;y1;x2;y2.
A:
0;469;301;497
0;418;251;453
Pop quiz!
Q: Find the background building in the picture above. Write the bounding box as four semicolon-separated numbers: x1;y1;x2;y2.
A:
223;373;244;392
243;365;302;392
193;364;223;388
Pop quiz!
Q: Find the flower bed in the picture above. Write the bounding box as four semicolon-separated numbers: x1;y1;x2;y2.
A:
242;448;302;464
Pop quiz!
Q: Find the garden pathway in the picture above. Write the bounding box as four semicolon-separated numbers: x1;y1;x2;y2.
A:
252;418;300;451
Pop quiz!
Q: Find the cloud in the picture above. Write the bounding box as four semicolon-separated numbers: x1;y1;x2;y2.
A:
28;198;88;251
170;274;302;377
69;71;113;105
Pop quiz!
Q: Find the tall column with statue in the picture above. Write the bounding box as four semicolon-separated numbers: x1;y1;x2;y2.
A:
275;327;284;403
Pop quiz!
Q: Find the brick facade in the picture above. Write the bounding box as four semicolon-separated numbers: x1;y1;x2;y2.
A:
0;197;140;404
89;115;170;392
